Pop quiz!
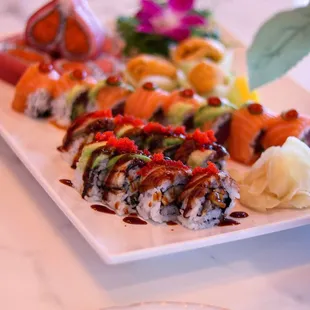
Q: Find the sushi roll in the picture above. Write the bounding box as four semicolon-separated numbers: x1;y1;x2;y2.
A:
142;122;187;159
194;96;237;145
136;153;191;223
124;54;178;91
88;75;133;116
178;162;240;230
262;109;310;149
174;129;229;170
171;37;225;66
228;102;276;165
51;69;97;128
162;88;204;128
74;134;150;215
124;82;170;121
114;115;146;149
12;62;59;118
58;110;115;167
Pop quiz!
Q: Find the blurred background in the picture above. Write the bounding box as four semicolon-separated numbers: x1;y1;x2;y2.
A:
0;0;309;89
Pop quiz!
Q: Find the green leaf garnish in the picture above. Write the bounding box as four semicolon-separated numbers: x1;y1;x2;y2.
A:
247;5;310;90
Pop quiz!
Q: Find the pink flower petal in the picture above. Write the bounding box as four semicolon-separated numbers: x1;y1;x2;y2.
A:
161;27;191;41
182;14;206;26
168;0;194;13
140;0;162;17
137;23;154;34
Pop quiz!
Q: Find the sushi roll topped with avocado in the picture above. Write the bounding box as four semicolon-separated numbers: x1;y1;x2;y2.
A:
89;75;133;116
12;62;60;118
174;128;229;170
58;110;115;167
136;153;191;223
51;69;97;128
142;122;187;158
114;115;146;148
194;96;237;145
74;133;151;214
162;88;204;128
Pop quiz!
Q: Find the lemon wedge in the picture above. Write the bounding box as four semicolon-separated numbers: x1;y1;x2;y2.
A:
227;76;259;107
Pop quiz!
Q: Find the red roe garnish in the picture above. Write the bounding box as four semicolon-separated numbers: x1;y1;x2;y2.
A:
71;69;87;80
143;122;186;136
106;137;138;153
143;82;156;91
95;131;115;142
114;115;145;127
143;149;151;156
281;109;299;121
180;88;194;98
90;109;113;119
189;129;217;146
39;62;53;73
247;103;263;115
207;97;222;107
106;75;121;86
192;162;219;176
138;153;189;176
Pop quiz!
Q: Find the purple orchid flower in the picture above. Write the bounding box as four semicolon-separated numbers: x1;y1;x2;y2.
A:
136;0;206;41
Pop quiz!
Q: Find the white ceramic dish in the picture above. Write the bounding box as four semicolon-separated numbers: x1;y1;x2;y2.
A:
1;48;310;265
103;302;228;310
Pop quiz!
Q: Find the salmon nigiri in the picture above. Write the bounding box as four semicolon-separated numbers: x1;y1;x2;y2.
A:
51;69;97;128
124;82;170;120
12;62;59;118
262;109;310;149
89;75;133;116
228;102;275;165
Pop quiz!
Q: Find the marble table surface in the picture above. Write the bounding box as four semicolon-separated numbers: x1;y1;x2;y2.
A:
1;1;310;309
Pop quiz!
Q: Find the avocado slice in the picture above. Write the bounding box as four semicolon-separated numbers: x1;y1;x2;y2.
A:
77;141;108;171
194;99;237;128
187;149;214;168
116;124;134;138
162;137;184;147
167;102;195;125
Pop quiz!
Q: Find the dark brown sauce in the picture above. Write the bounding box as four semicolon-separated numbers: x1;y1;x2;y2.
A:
91;204;116;214
129;213;138;217
123;216;147;225
59;179;73;187
218;218;240;226
167;221;178;226
230;211;249;219
57;146;64;152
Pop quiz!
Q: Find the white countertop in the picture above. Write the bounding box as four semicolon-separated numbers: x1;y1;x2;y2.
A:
1;1;310;309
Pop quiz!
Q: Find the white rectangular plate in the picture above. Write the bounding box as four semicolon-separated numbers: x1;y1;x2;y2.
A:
1;48;310;265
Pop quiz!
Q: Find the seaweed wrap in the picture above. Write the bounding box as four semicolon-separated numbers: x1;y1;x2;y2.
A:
58;110;115;167
178;163;239;230
174;129;229;170
136;153;191;223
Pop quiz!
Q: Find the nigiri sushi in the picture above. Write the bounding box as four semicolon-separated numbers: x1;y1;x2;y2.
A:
89;75;133;116
194;96;237;145
136;153;191;223
162;88;204;128
124;82;170;120
174;129;229;170
262;109;310;149
124;54;178;91
12;62;60;118
51;69;97;128
58;110;115;168
74;134;150;215
228;102;276;165
178;162;239;230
